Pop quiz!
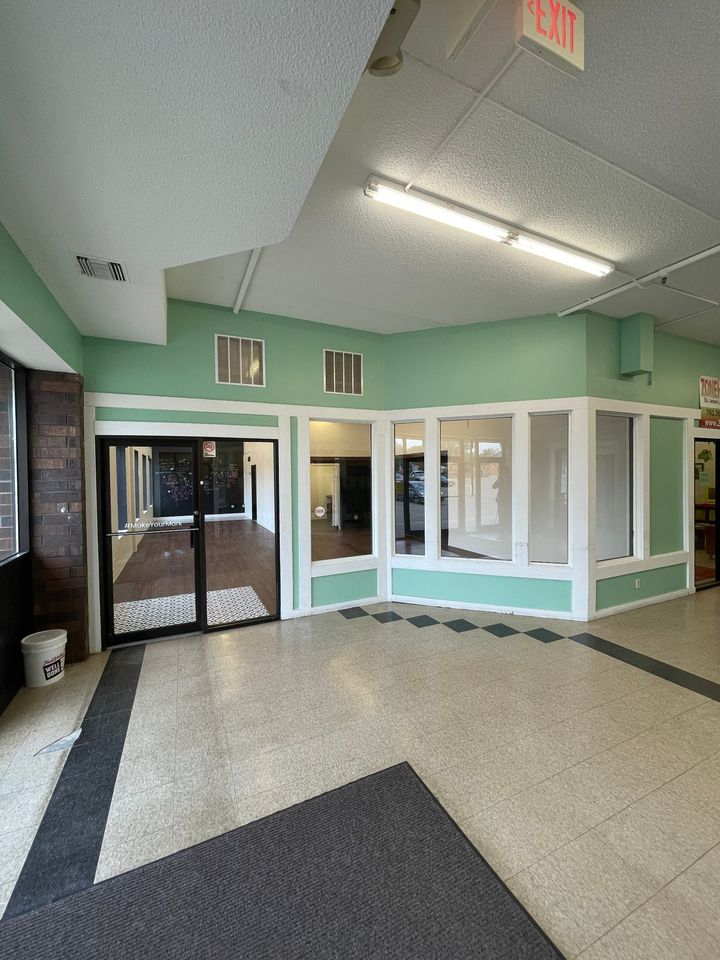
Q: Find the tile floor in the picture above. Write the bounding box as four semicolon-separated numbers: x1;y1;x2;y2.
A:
2;589;720;957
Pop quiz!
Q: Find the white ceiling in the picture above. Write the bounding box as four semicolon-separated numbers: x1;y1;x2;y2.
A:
167;0;720;345
0;0;391;343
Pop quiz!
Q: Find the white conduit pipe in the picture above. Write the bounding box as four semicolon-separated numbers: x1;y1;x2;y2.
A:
404;46;523;192
558;243;720;316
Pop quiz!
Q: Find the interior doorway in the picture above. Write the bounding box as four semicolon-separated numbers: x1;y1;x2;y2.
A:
694;437;718;588
98;436;279;645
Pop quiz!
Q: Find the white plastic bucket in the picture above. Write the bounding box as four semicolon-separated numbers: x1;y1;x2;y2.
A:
21;629;67;688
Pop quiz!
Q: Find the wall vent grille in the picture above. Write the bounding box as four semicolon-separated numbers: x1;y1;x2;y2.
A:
75;255;128;282
215;334;265;387
324;350;363;396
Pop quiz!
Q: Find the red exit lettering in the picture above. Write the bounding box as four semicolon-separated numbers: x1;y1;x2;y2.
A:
527;0;577;53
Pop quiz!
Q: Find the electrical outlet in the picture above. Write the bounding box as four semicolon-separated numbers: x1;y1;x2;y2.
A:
635;578;641;590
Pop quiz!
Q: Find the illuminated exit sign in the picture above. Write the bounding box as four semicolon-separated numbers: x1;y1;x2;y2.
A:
517;0;585;74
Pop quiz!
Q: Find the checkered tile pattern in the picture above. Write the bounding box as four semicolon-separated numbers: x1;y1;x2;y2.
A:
339;607;567;643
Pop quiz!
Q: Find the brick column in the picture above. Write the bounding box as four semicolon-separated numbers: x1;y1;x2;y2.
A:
27;371;89;662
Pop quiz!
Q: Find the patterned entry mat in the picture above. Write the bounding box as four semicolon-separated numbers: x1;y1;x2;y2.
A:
114;586;270;633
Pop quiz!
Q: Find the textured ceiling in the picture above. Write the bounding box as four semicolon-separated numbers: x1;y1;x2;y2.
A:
0;0;391;342
168;0;720;344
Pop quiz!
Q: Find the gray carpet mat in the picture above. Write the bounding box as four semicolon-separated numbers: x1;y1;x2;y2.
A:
0;763;564;959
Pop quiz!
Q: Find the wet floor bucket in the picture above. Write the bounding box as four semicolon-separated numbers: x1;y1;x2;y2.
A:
21;629;67;687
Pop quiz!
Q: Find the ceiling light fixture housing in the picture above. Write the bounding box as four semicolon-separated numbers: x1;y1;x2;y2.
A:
366;0;421;77
364;176;615;277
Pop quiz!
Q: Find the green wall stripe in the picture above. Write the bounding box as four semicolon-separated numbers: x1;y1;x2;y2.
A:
311;569;378;607
94;407;277;426
290;417;300;610
391;568;572;612
596;563;687;610
649;418;685;556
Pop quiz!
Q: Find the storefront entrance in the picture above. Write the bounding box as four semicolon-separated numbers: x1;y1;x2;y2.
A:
694;437;718;588
97;436;279;645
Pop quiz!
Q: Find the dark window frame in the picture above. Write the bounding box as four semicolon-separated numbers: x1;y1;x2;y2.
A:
0;349;28;568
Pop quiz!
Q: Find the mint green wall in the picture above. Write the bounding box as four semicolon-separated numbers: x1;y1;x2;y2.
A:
649;418;685;555
384;314;588;409
596;563;687;610
84;299;385;408
311;569;378;607
587;313;720;408
0;222;83;372
392;568;572;612
94;407;277;426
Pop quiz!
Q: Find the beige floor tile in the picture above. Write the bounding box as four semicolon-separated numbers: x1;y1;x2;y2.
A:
591;806;699;887
507;832;657;957
578;888;719;960
0;880;14;920
95;828;179;883
103;782;176;847
461;787;589;879
629;770;720;859
527;762;628;829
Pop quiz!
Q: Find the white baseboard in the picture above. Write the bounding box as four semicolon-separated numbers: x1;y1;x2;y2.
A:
282;595;384;619
592;588;692;620
390;594;578;621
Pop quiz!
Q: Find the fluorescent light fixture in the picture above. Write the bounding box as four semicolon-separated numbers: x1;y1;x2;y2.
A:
506;234;613;277
364;176;615;277
364;177;510;243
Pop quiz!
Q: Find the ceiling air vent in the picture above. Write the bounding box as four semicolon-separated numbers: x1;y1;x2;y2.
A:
75;255;128;282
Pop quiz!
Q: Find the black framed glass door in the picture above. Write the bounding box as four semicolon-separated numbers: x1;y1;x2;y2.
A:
99;437;279;645
694;438;718;588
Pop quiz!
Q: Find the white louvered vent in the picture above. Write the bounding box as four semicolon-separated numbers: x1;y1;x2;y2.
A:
215;334;265;387
324;350;363;396
75;255;128;281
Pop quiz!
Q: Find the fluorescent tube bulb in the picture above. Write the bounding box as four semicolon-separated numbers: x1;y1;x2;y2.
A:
364;177;510;243
508;234;614;277
363;176;615;277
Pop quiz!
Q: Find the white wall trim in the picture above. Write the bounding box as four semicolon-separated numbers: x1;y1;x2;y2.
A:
277;415;293;618
390;554;573;580
86;391;383;421
595;551;689;580
95;421;279;440
311;557;379;577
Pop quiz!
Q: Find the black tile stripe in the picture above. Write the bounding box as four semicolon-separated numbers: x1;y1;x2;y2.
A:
5;645;145;919
571;633;720;703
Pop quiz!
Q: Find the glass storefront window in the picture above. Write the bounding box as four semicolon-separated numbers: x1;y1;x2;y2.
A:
440;417;512;561
394;422;425;556
596;414;634;561
310;421;372;561
529;414;569;563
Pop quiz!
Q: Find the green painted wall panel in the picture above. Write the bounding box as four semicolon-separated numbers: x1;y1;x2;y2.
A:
0;222;83;372
596;563;687;610
311;569;378;607
587;312;720;408
94;407;277;426
384;314;588;409
649;418;685;555
291;417;300;610
392;567;572;612
84;299;385;408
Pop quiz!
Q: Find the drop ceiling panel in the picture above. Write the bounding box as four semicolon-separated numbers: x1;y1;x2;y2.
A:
486;0;720;219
